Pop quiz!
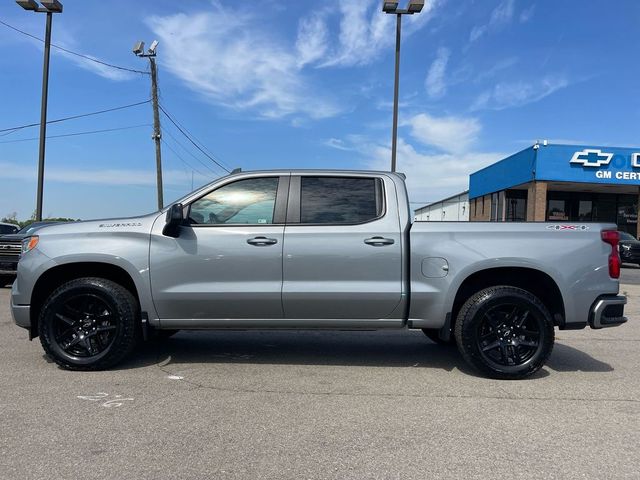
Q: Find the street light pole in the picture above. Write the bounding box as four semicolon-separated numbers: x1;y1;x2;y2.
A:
16;0;64;221
133;40;164;210
382;0;425;172
391;13;402;173
36;11;53;221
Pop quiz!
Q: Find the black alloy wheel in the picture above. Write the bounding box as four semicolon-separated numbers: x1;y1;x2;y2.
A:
476;302;543;369
50;293;118;358
39;277;139;370
455;286;555;380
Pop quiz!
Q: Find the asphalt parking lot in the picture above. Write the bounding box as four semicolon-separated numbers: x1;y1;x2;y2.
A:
1;284;638;480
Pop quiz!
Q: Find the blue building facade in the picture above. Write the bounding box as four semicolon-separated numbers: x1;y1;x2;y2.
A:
469;143;640;235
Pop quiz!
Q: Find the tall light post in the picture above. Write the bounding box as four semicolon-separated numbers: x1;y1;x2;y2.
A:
16;0;63;221
133;40;164;210
382;0;425;172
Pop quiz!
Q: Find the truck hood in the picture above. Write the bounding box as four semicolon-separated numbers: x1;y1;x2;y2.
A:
33;212;162;237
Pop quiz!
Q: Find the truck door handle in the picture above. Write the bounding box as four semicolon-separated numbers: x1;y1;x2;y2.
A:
364;236;395;246
247;236;278;246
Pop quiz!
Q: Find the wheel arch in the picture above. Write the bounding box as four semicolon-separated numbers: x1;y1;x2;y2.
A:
451;267;565;328
29;262;142;339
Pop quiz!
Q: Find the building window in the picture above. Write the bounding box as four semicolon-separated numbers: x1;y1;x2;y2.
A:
546;192;637;234
547;199;569;220
490;193;498;220
505;190;527;222
490;192;506;221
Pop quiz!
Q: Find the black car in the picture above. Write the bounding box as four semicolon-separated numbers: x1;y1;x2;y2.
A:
619;231;640;265
0;222;60;286
0;222;19;235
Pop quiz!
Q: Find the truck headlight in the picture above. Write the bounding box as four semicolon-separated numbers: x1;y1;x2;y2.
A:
21;236;39;254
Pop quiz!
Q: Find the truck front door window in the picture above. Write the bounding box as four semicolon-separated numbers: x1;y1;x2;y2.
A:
190;177;279;225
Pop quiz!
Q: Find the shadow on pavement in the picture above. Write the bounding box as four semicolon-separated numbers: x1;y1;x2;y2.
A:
121;330;475;374
114;330;613;377
545;342;614;373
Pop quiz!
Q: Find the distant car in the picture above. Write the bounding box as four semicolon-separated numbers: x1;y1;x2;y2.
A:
0;222;19;235
619;231;640;266
0;222;60;286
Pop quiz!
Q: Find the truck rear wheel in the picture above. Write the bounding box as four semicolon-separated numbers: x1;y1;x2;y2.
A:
38;277;139;371
454;286;554;380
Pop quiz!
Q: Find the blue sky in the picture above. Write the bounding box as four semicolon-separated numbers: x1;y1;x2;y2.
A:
1;0;639;220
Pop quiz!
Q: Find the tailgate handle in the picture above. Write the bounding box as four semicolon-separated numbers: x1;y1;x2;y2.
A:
364;236;395;246
247;236;278;246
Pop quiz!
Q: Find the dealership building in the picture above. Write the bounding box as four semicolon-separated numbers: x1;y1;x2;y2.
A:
464;143;640;236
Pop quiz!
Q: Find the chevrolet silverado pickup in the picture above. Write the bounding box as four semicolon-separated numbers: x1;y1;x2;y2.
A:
10;170;628;379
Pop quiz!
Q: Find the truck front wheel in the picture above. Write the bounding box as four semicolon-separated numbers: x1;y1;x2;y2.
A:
38;277;139;371
454;286;554;380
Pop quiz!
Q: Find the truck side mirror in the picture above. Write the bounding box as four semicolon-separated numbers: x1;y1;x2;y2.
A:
163;203;184;238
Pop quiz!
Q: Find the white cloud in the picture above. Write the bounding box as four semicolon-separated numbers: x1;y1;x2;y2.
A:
0;162;214;187
308;0;440;68
425;47;451;99
520;5;536;23
361;138;503;203
324;138;353;151
58;51;136;82
469;25;487;44
473;56;518;82
296;11;329;67
146;1;442;118
405;113;481;153
147;6;340;120
4;22;136;82
469;0;515;44
471;75;569;110
490;0;515;26
325;110;502;203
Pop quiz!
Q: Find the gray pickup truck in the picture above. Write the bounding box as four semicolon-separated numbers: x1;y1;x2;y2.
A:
11;170;627;379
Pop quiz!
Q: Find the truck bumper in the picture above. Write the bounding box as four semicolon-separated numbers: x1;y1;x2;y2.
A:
589;295;627;329
11;300;31;330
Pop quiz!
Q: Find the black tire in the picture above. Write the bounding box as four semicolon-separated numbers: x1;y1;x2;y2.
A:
0;275;13;287
39;277;139;371
421;328;456;346
454;286;554;380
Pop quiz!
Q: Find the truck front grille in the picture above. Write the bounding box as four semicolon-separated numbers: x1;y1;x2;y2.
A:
0;243;21;257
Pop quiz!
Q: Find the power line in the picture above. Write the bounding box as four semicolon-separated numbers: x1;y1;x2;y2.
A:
0;100;151;134
0;19;149;76
160;106;232;171
161;138;208;178
161;127;219;175
158;104;231;173
0;124;151;144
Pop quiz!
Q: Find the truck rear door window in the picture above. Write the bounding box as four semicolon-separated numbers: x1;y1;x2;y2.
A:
300;177;383;224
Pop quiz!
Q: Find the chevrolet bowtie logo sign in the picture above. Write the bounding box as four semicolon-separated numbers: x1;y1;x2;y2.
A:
570;149;613;167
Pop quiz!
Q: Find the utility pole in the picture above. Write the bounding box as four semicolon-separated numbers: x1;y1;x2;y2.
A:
15;0;64;221
149;56;163;210
133;40;163;210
